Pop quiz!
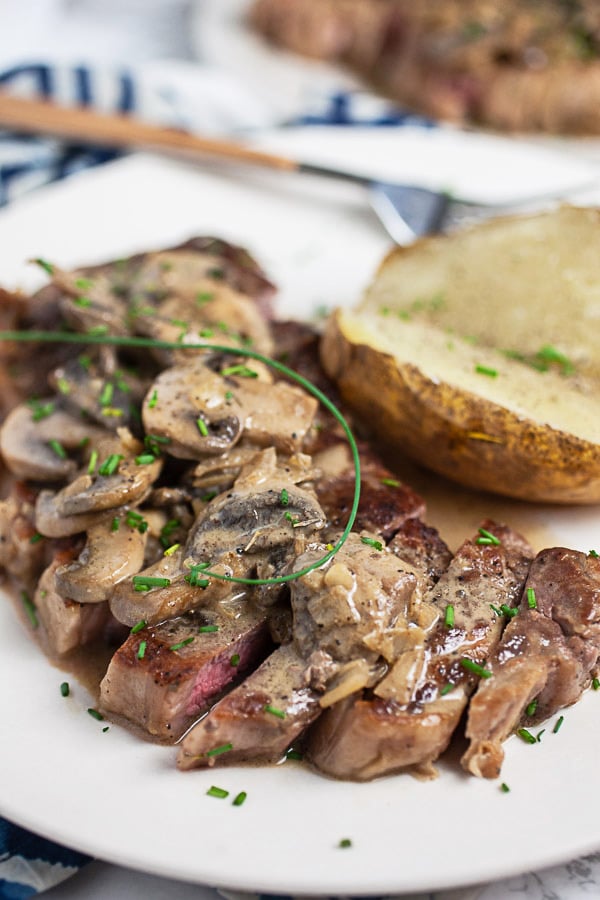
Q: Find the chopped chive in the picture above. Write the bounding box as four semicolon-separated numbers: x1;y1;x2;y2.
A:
170;637;194;651
517;728;537;744
593;678;600;690
527;587;537;609
196;417;209;437
159;519;180;548
102;726;110;733
525;698;538;717
339;839;352;849
75;277;93;290
535;345;574;376
230;653;240;667
29;399;55;421
284;512;298;524
199;328;214;338
110;516;120;532
553;715;564;734
444;604;455;628
286;749;303;761
224;390;234;401
460;658;492;679
196;291;214;305
137;640;147;660
477;527;501;546
163;543;180;557
148;389;158;409
87;449;98;474
60;681;70;697
490;604;502;617
202;490;218;502
98;453;123;476
33;257;54;275
132;575;171;590
264;704;286;719
87;708;104;721
78;354;91;370
232;791;247;807
440;683;454;696
135;453;156;465
206;743;233;758
206;786;229;799
56;376;71;394
500;783;510;793
475;364;498;378
361;536;383;551
131;619;147;634
380;477;401;487
21;591;38;628
99;382;114;406
589;550;600;559
78;436;90;448
101;407;123;418
87;325;109;336
536;729;545;742
198;625;219;633
29;532;43;544
126;512;148;534
73;296;92;308
221;364;258;378
208;267;225;280
500;604;518;619
280;488;289;507
48;439;67;460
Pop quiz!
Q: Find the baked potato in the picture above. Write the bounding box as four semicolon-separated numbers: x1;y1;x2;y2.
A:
320;206;600;504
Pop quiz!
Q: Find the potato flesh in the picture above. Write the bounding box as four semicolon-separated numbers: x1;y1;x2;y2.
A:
340;311;600;446
362;206;600;381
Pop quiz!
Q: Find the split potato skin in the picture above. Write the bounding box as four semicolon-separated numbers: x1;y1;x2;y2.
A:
320;207;600;505
321;309;600;505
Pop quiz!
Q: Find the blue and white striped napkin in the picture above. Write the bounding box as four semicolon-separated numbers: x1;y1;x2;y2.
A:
0;59;432;205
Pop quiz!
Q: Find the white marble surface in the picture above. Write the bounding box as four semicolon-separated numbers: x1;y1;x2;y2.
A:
2;3;600;898
39;853;600;900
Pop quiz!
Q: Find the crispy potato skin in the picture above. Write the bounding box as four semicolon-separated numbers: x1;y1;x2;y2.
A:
321;310;600;504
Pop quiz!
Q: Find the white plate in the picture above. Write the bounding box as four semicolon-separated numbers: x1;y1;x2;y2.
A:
1;148;600;896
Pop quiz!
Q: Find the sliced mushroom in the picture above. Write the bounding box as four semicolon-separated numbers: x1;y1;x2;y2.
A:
55;512;148;603
0;404;105;482
35;490;113;538
142;359;317;459
142;362;244;458
51;267;128;335
108;548;248;627
55;452;162;515
48;356;146;431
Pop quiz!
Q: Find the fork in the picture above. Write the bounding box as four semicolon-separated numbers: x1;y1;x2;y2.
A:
0;91;563;242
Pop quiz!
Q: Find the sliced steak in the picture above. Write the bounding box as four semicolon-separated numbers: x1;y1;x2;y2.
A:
34;552;122;656
177;643;321;769
100;601;271;741
389;517;453;589
306;521;533;780
0;482;48;588
462;547;600;779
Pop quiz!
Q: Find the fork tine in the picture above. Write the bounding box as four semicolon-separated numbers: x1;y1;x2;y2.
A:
368;183;451;243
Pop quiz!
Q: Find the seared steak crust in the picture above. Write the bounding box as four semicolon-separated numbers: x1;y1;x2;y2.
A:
463;547;600;778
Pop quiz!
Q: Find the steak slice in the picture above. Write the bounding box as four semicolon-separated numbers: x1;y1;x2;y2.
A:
100;601;271;741
177;643;321;769
462;547;600;779
34;553;122;656
306;521;534;780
